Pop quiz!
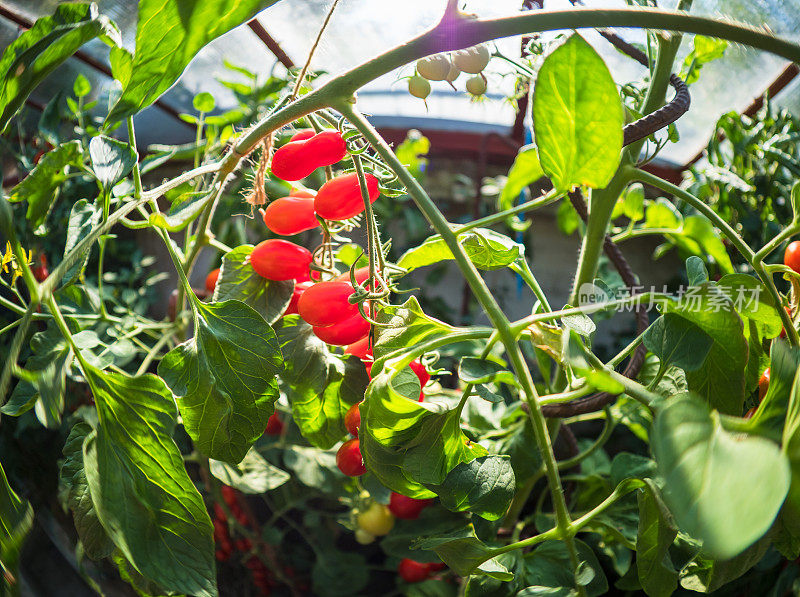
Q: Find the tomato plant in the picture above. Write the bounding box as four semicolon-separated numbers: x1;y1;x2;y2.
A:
4;1;800;596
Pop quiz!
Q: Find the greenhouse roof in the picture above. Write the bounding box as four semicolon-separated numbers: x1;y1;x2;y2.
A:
4;0;800;167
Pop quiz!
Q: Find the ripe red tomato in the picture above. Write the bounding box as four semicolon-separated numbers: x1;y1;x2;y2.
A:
334;266;371;286
398;559;432;583
264;413;284;435
298;281;358;327
314;173;380;221
786;241;800;274
388;492;433;520
271;130;347;181
758;368;770;401
251;239;312;281
284;281;314;316
409;359;430;401
32;254;48;282
263;196;319;235
205;267;220;293
336;438;366;476
344;403;361;437
345;336;373;360
289;129;315;142
313;313;370;346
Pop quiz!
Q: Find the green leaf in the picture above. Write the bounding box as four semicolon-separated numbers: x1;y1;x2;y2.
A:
776;353;800;557
663;283;748;414
636;480;678;597
158;299;283;465
107;0;280;122
59;422;115;560
434;455;515;521
685;256;708;286
716;273;782;339
280;445;345;494
62;199;101;285
679;535;769;593
373;297;459;367
397;228;523;274
642;313;713;372
533;34;623;191
678;216;734;274
524;540;607;597
89;135;137;190
0;461;33;592
81;366;216;596
361;362;486;498
517;588;578;597
380;508;466;563
681;36;728;85
499;145;541;231
413;524;510;580
311;549;369;597
644;199;681;229
0;4;116;132
149;190;214;233
214;245;293;324
458;357;516;386
193;91;216;113
273;316;368;448
651;393;790;559
748;341;800;441
8;140;82;233
209;447;289;494
73;73;91;98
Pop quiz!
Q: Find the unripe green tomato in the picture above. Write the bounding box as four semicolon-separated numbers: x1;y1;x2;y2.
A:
354;528;375;545
466;75;487;96
356;502;395;536
445;62;461;82
408;75;431;99
416;54;451;81
452;44;491;74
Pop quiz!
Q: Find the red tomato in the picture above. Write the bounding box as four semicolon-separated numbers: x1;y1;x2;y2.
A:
32;254;48;282
398;559;432;583
345;336;373;360
251;239;312;281
313;313;370;346
314;173;380;221
205;268;220;293
334;266;371;286
409;359;430;401
271;131;347;181
786;241;800;273
264;413;284;435
284;281;314;316
758;368;770;401
336;438;366;476
298;281;358;327
263;196;319;236
290;129;315;142
344;403;361;437
289;188;316;198
388;492;433;520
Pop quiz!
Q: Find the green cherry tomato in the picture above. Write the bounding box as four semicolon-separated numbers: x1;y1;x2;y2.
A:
356;502;395;536
408;75;431;99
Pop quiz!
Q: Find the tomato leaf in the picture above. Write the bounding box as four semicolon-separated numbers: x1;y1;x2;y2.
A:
642;313;713;373
0;461;33;590
458;357;516;386
62;198;101;286
498;144;542;231
432;455;515;521
273;316;368;449
636;480;678;597
81;366;216;596
8;140;82;233
397;228;523;274
59;422;115;560
533;34;623;191
412;524;510;579
524;540;608;596
209;448;290;494
149;190;214;232
679;536;770;593
651;393;790;559
159;299;283;465
214;245;293;324
663;283;748;414
89;135;137;190
0;4;117;132
107;0;280;122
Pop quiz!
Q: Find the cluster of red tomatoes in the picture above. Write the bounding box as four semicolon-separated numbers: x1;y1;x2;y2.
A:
213;486;273;595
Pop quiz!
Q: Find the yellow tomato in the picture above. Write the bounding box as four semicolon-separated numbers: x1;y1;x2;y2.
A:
356;502;395;536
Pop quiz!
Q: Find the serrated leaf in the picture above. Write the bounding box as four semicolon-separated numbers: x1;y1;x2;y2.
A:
159;299;283;465
81;366;216;596
209;448;289;493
